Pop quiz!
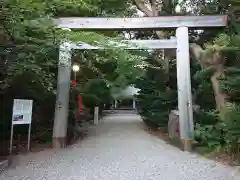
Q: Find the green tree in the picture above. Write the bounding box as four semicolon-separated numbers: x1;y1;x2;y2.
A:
0;0;144;149
186;0;240;159
135;53;177;131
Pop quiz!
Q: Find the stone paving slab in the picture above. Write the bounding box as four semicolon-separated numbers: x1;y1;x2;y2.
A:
1;111;239;180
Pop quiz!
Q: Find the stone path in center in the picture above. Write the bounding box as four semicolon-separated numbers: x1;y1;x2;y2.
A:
1;110;239;180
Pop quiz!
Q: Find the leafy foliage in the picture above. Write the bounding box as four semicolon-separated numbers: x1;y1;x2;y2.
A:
194;68;216;110
81;79;112;106
0;0;144;150
195;110;223;150
190;0;240;160
135;55;177;131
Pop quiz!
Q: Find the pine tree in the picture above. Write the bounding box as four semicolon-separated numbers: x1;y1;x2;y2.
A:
135;54;177;131
193;0;240;158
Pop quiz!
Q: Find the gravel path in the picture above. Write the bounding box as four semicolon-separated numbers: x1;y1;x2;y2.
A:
1;110;239;180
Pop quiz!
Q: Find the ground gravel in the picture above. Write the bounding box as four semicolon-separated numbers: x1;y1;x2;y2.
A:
1;110;239;180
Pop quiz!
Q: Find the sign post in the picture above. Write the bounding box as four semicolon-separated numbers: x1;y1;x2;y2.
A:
10;99;33;154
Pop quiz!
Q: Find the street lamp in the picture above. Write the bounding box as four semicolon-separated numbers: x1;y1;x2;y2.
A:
72;64;80;140
72;64;80;81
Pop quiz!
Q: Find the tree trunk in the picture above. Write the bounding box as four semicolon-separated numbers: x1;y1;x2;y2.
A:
190;43;228;117
210;67;228;118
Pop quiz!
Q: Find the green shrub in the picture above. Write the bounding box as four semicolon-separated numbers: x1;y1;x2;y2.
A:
195;105;240;161
195;110;224;150
135;57;177;130
223;104;240;158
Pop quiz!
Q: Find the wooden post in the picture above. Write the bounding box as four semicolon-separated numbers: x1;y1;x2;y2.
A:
176;27;194;151
52;42;72;148
114;100;117;109
94;106;99;125
132;99;136;109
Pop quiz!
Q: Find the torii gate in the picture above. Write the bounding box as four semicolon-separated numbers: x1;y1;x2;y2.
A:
53;15;227;151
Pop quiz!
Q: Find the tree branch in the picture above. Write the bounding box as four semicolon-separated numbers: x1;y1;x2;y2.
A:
133;0;153;16
189;43;204;67
133;0;170;71
149;0;158;16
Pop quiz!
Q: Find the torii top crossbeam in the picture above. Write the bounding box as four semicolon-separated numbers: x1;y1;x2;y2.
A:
55;15;227;29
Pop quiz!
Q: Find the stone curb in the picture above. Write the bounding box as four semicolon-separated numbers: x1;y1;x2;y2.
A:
0;160;9;173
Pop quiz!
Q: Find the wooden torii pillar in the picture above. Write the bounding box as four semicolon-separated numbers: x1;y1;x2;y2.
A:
53;15;227;150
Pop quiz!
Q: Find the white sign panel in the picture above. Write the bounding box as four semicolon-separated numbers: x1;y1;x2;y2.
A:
12;99;33;125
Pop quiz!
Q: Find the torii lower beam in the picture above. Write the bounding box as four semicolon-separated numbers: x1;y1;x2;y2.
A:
71;39;177;49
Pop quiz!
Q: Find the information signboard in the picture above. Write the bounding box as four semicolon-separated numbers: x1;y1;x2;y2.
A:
12;99;33;124
10;99;33;154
